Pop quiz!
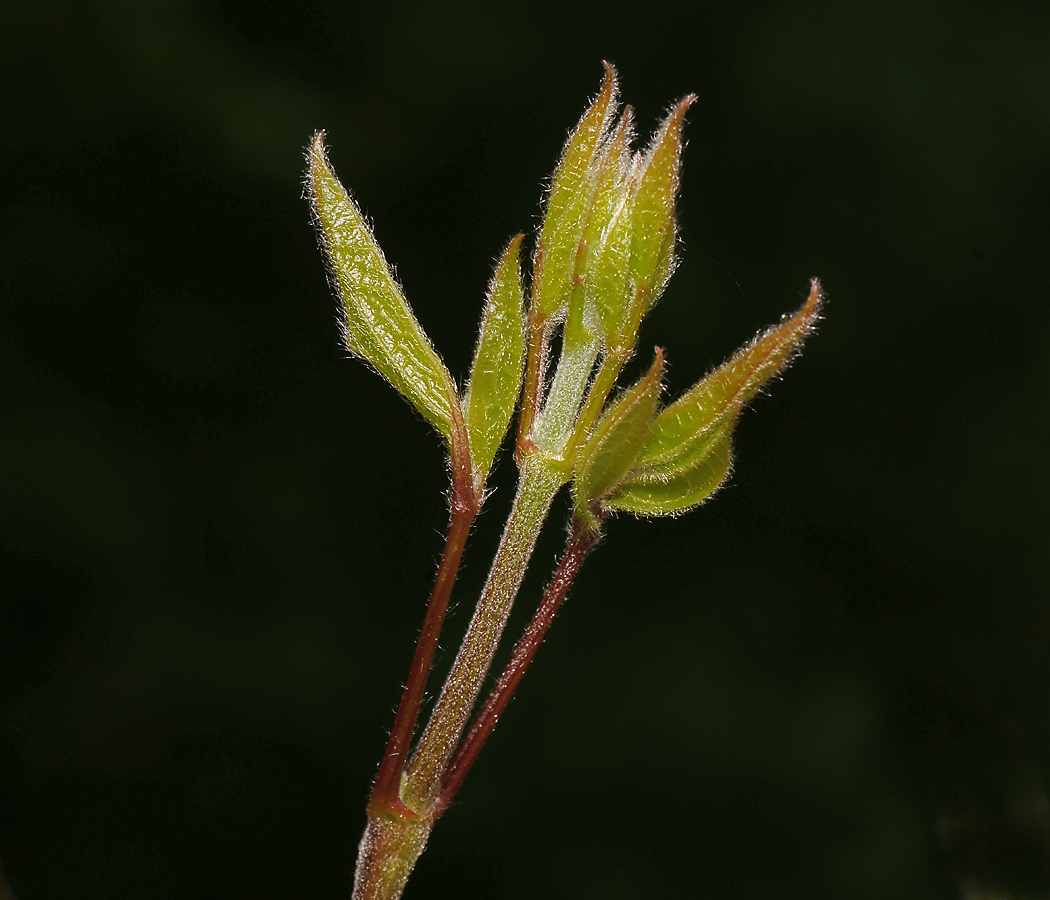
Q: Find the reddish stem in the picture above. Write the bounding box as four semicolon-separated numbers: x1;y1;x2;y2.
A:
436;516;598;811
368;412;478;818
515;311;549;464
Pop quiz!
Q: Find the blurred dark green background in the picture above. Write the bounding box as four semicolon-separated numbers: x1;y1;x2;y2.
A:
2;0;1049;897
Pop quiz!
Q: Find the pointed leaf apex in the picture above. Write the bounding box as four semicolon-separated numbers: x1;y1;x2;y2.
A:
310;130;326;163
638;280;823;470
308;135;461;448
532;64;620;321
638;94;695;174
672;94;697;125
732;277;823;407
598;60;618;111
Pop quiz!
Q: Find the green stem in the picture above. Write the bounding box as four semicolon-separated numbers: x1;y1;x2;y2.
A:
403;456;564;809
564;348;627;455
436;516;599;811
354;307;604;897
532;334;601;456
352;814;433;900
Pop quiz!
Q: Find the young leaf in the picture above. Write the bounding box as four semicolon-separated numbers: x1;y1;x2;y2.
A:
572;349;664;529
605;280;822;517
628;98;693;291
309;133;460;446
589;193;634;345
464;236;526;485
632;413;733;480
562;112;633;352
574;110;635;348
604;412;735;517
639;279;823;469
532;62;618;322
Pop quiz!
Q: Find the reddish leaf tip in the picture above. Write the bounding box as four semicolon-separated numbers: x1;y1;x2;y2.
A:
309;131;327;168
805;278;823;316
675;94;698;118
663;95;697;138
594;60;618;110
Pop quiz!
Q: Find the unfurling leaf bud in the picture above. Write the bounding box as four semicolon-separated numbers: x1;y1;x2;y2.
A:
612;96;695;354
628;98;693;292
464;236;526;487
604;280;822;517
573;349;664;530
641;279;822;469
309;134;462;448
532;62;618;323
603;412;735;517
569;109;634;350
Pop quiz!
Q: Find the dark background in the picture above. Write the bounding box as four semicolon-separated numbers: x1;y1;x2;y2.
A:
2;1;1049;897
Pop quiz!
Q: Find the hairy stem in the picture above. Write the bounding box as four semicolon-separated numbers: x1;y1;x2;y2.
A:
368;495;477;815
437;516;599;810
368;396;478;814
403;456;564;809
352;814;432;900
516;311;551;462
532;334;602;456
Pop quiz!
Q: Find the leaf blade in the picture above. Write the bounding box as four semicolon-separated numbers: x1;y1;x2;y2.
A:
309;133;460;446
464;236;526;484
604;413;734;517
532;63;618;322
603;96;695;356
640;280;823;468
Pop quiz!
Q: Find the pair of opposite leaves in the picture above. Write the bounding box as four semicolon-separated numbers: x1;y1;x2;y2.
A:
308;66;821;526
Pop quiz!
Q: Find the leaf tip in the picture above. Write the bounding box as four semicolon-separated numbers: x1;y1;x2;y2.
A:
308;131;330;182
672;94;698;125
310;129;326;158
650;345;666;379
804;277;824;321
599;59;619;104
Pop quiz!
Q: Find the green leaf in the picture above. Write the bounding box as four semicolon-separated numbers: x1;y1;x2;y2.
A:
606;280;822;517
633;413;733;479
628;97;693;295
639;279;823;468
464;236;526;485
309;133;460;446
576;110;635;347
589;197;633;344
572;349;664;529
562;114;632;352
532;62;617;322
609;97;694;353
604;413;734;517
